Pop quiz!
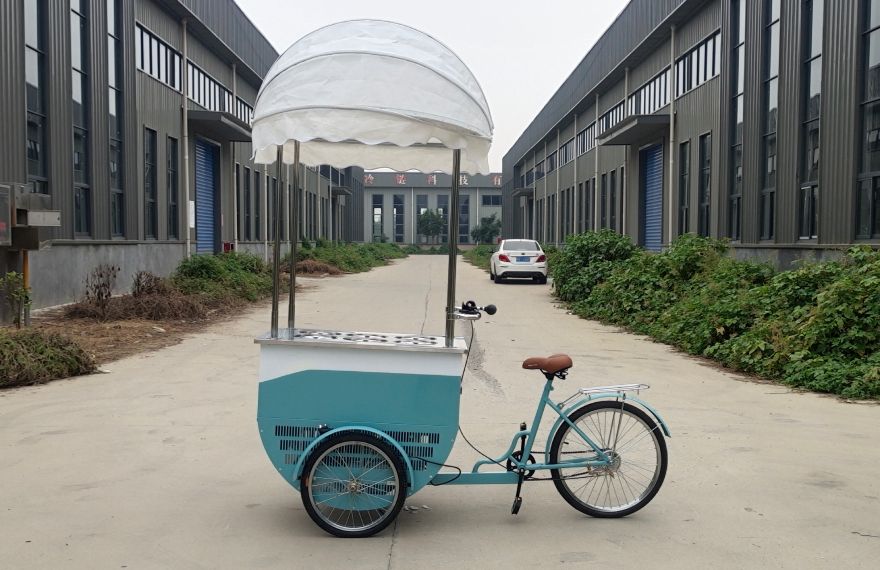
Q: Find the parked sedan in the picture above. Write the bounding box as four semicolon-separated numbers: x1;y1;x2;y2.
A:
490;239;548;284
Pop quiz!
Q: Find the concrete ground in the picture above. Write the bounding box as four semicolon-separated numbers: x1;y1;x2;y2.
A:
1;255;879;569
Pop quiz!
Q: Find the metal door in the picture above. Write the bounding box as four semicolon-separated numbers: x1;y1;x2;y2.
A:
195;139;218;253
640;144;664;252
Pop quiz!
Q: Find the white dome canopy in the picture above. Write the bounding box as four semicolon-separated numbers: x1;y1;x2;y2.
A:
251;19;494;174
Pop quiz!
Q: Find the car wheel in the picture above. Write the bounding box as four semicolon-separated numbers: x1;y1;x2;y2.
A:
539;275;548;285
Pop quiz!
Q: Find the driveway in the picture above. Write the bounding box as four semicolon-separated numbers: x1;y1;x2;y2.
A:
1;255;878;569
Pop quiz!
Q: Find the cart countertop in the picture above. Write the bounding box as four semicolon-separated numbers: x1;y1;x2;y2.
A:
255;328;468;354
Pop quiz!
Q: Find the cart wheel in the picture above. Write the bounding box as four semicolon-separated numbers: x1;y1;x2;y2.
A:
301;432;407;538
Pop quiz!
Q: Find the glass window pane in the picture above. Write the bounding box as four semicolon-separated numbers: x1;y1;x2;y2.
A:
766;78;778;133
25;0;40;48
858;179;873;236
866;30;880;100
110;138;122;189
107;0;117;36
862;101;880;172
805;58;822;121
763;133;777;188
70;13;82;71
734;94;744;145
769;0;780;22
735;45;745;94
107;38;117;88
26;112;45;178
809;0;824;59
767;23;779;79
73;128;88;184
803;120;820;182
72;70;85;127
25;48;42;113
871;0;880;30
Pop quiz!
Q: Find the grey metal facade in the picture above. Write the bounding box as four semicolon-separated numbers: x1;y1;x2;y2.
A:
1;0;363;311
503;0;880;267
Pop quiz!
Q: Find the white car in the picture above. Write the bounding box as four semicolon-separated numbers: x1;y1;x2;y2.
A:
490;239;548;284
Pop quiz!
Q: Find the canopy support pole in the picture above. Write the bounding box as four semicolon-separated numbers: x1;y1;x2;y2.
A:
445;149;461;347
288;141;300;330
270;146;284;338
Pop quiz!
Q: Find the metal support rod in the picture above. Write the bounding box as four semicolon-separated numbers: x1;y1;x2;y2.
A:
181;19;191;258
270;146;284;338
22;250;30;326
445;149;461;347
287;141;300;330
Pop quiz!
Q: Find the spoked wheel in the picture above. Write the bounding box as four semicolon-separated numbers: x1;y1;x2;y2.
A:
301;432;407;537
549;401;667;518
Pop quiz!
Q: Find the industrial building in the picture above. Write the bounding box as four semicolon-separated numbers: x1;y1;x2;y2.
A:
0;0;361;311
362;172;502;244
502;0;880;266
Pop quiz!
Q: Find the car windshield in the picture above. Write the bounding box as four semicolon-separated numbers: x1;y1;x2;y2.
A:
503;240;539;251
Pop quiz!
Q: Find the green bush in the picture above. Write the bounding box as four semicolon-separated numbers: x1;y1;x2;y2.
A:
0;329;96;388
551;230;638;302
552;231;880;399
283;242;407;274
462;245;494;271
173;252;272;302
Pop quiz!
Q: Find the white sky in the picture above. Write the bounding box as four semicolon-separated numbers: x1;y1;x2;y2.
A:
234;0;629;172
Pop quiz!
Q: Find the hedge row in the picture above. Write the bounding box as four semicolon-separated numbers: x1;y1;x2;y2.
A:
551;230;880;400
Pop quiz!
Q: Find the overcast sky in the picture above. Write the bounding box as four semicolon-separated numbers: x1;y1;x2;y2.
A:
234;0;629;172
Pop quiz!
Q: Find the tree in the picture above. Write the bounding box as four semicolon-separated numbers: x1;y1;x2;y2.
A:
418;209;445;244
470;213;502;245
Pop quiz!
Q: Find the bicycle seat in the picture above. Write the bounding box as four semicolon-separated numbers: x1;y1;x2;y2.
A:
522;353;573;375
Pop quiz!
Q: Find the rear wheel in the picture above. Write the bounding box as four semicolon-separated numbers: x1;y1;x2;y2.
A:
301;432;407;537
549;401;666;518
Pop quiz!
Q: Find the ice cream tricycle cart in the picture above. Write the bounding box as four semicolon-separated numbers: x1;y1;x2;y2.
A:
251;20;669;538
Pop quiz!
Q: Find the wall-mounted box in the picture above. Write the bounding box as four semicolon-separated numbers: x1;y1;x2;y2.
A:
25;210;61;227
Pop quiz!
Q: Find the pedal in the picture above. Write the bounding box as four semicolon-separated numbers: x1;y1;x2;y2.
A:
511;496;522;515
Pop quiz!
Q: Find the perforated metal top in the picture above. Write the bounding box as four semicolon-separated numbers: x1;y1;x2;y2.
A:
255;328;468;353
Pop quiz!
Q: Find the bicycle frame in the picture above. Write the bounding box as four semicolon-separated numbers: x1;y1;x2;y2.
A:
431;375;638;486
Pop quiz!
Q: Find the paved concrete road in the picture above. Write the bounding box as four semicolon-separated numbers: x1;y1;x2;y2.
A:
2;256;879;569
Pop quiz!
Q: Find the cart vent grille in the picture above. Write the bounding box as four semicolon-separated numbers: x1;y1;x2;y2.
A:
275;425;319;438
284;453;298;465
384;430;440;445
279;439;310;451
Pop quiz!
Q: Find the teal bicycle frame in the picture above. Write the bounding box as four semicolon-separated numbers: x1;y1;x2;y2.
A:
430;375;670;486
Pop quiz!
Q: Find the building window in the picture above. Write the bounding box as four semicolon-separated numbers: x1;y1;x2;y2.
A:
393;194;405;243
143;128;157;238
167;137;179;239
799;0;822;239
372;194;384;241
576;123;596;155
106;0;124;235
858;0;880;237
187;62;233;113
25;0;48;194
135;24;181;90
599;101;625;134
679;141;690;235
630;68;671;115
728;0;745;240
559;138;575;166
546;152;557;173
547;194;556;241
536;160;545;180
759;0;781;240
609;170;617;231
481;194;502;206
459;194;470;243
437;194;449;243
243;167;252;240
254;174;262;240
72;0;90;235
600;173;608;228
675;31;722;98
699;133;712;237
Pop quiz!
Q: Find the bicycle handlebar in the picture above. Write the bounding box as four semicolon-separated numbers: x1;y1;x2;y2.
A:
453;300;497;320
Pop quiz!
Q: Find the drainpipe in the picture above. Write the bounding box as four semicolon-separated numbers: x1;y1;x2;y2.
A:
555;129;560;245
181;20;191;257
668;26;676;246
231;63;237;250
574;112;578;233
594;93;600;229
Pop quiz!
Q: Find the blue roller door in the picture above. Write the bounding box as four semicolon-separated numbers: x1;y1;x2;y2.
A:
640;144;664;252
195;140;218;254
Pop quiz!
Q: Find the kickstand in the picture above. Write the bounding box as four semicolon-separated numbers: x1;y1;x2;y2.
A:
511;421;527;515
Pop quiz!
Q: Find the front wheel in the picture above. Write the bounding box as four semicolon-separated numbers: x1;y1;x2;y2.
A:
301;432;407;537
549;401;667;518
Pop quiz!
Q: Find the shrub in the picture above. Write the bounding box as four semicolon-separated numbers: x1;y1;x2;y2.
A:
462;245;494;271
131;271;174;297
82;264;120;321
0;329;96;388
0;271;31;329
551;230;638;302
172;252;272;302
296;259;342;275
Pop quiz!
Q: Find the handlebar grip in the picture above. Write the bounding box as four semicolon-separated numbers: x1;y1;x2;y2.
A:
483;304;497;315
